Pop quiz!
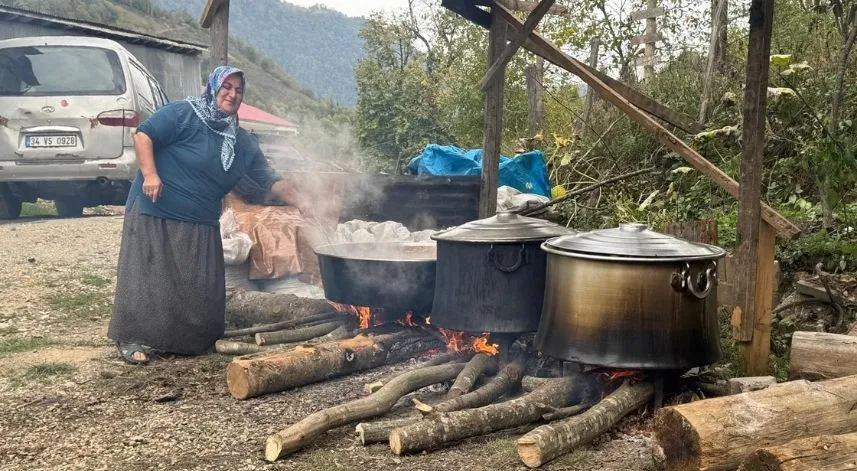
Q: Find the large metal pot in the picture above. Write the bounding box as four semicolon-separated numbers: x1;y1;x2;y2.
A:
315;242;437;315
430;211;572;333
536;223;727;369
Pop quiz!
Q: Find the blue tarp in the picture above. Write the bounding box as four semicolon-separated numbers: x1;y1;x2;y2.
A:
406;144;551;198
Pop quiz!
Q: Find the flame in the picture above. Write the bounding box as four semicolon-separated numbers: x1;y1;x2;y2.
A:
601;369;646;383
396;311;417;327
438;329;499;356
329;302;372;329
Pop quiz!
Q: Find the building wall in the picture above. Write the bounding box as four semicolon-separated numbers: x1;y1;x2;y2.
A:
0;19;202;100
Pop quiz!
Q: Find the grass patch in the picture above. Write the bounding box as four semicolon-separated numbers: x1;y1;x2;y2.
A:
480;437;519;468
45;292;111;319
81;274;111;287
552;448;596;467
301;449;341;469
20;201;57;218
0;337;59;356
23;362;77;380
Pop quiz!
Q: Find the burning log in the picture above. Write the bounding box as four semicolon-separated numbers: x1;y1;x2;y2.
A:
358;357;528;446
738;432;857;471
225;289;334;328
227;329;443;400
388;376;578;455
651;375;857;471
215;340;269;356
447;353;497;398
517;381;654;468
789;331;857;380
255;321;341;346
264;362;466;461
364;352;468;394
222;311;342;338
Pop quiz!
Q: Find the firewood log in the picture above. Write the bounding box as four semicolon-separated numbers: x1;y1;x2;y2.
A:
356;358;527;446
789;331;857;380
388;376;578;455
222;311;342;338
215;340;268;356
738;432;857;471
227;330;442;400
254;321;341;345
225;289;333;328
517;381;653;468
651;375;857;471
264;362;466;461
447;353;496;398
541;404;589;422
363;352;470;394
521;375;551;392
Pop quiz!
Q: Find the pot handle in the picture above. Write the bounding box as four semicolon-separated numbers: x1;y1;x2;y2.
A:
488;244;528;273
671;262;717;299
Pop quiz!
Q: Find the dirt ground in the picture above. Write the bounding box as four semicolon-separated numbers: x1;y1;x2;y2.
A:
0;215;654;471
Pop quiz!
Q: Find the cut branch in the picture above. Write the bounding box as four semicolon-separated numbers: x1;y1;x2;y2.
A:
433;357;526;413
389;376;578;455
227;329;442;400
520;167;656;216
255;321;341;346
264;362;465;461
541;403;590;422
364;351;468;394
651;375;857;470
222;311;341;338
447;353;496;398
517;381;654;468
356;418;419;446
215;339;268;356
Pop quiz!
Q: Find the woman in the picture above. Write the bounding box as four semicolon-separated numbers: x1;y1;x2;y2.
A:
108;66;291;364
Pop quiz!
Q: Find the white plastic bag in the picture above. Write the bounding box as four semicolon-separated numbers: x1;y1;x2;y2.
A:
220;208;254;265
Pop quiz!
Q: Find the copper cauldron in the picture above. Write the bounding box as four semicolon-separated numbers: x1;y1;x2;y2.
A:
535;223;727;370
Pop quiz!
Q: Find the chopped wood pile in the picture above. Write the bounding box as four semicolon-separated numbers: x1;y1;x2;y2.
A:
219;288;857;469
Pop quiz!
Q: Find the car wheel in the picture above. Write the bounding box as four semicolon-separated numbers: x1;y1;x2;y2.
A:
0;186;22;219
55;198;85;218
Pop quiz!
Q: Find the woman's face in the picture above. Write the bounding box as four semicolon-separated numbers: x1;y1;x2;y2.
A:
216;74;244;114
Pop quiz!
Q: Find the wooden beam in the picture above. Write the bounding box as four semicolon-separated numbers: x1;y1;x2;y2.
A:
643;0;659;81
200;0;227;28
493;0;569;16
526;57;546;136
479;0;555;91
480;8;506;219
630;32;663;46
630;7;666;21
734;1;776;375
491;2;800;238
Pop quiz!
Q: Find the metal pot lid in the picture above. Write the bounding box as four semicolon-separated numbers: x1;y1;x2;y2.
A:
431;211;572;243
542;223;727;261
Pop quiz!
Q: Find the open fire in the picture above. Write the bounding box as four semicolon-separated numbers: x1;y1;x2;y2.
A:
439;328;499;356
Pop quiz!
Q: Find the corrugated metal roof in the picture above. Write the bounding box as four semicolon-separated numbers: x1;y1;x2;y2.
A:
0;4;207;55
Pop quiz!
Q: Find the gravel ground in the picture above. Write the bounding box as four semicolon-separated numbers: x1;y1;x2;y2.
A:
0;215;654;471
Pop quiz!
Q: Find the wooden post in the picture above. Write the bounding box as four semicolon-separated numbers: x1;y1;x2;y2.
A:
644;0;658;81
526;57;546;137
210;1;229;66
733;0;776;375
713;0;729;73
576;37;600;135
480;0;554;91
699;0;728;125
480;8;506;219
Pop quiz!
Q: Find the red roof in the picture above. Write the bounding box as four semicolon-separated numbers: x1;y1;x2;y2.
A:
237;103;295;128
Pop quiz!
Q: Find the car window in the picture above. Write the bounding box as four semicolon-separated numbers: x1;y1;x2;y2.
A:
129;62;155;112
0;45;126;96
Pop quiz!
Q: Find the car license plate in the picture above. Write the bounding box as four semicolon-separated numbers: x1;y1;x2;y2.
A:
25;135;78;148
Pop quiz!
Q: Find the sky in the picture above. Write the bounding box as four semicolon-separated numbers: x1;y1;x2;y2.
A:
283;0;407;18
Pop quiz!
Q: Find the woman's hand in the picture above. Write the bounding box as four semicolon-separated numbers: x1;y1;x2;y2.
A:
143;173;163;203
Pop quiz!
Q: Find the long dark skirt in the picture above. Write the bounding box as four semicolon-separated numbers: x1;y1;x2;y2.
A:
108;198;225;355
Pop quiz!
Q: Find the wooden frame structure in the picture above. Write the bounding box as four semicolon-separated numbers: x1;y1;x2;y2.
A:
443;0;799;374
200;0;230;66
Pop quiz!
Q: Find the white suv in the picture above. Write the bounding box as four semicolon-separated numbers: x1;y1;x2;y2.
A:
0;36;168;218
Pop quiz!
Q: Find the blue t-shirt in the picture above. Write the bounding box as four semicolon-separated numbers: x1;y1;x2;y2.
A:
127;101;278;226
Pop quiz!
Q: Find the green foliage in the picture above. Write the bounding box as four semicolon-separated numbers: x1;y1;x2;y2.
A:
0;337;58;356
23;362;78;380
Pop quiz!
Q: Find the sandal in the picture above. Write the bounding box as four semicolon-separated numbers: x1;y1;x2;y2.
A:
117;343;149;365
